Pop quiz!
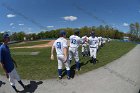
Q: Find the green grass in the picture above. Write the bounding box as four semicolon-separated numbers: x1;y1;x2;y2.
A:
0;41;136;80
9;40;49;47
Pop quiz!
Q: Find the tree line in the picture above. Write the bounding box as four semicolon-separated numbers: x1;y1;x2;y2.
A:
129;22;140;41
0;25;125;42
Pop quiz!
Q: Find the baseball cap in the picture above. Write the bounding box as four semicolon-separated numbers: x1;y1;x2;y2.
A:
90;31;95;36
3;33;10;39
60;30;66;36
74;29;80;35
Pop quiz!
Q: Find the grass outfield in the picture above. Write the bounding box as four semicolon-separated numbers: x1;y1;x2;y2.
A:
9;40;49;47
0;41;137;80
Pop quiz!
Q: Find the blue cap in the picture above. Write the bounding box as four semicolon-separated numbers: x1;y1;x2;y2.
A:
60;30;66;36
90;31;95;37
74;30;80;35
3;33;10;39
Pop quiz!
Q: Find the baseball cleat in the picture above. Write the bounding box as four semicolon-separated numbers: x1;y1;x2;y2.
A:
67;76;70;80
16;90;20;93
76;68;81;71
59;76;62;80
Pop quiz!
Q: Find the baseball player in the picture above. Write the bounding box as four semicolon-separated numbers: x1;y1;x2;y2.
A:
81;34;89;57
88;31;98;64
0;33;27;93
98;36;102;47
51;30;70;80
69;30;81;71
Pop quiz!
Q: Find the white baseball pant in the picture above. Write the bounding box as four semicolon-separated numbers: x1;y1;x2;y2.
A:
57;55;70;70
89;47;97;58
8;68;20;86
82;44;87;53
69;47;79;62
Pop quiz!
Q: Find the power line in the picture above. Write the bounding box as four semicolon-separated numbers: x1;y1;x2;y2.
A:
73;3;117;29
1;3;47;30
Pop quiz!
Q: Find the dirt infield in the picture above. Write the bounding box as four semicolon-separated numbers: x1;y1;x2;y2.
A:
11;40;71;49
11;40;55;49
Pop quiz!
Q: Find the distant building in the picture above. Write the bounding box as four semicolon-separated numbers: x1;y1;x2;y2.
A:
123;36;129;42
24;37;26;41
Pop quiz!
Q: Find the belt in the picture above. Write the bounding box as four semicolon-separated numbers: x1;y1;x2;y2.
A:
90;47;96;48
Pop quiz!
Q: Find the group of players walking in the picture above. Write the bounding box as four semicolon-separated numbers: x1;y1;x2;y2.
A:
51;30;110;80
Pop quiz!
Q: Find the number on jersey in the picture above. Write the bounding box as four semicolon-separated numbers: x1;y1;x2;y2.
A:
57;42;61;49
71;39;76;44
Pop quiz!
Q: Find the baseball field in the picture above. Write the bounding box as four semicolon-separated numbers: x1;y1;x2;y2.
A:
0;40;137;80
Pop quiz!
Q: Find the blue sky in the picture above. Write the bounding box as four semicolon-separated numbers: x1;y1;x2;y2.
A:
0;0;140;33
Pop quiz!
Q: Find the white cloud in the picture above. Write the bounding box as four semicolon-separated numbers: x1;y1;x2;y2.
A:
7;14;16;18
123;23;129;27
63;16;78;21
10;23;14;26
47;26;54;28
19;24;24;26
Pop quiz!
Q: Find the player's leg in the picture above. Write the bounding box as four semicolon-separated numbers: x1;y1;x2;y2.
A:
81;44;85;56
68;48;73;64
13;68;26;89
88;46;90;56
93;48;97;64
57;56;63;79
74;49;80;71
8;69;20;92
97;45;99;52
64;62;71;80
90;48;94;64
84;45;88;56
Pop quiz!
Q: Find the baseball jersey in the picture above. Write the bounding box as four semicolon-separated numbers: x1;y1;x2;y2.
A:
82;36;89;44
88;36;98;48
69;35;81;48
0;44;14;73
53;37;68;55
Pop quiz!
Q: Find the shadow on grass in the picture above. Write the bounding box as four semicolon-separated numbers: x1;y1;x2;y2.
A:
61;58;95;79
0;81;6;87
20;81;43;93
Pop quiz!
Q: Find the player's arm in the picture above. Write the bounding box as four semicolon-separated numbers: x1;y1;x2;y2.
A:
63;40;68;63
51;46;55;60
78;37;81;45
63;47;68;63
88;37;91;45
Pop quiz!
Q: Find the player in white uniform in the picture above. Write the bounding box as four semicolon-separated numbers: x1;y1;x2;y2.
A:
98;36;102;47
51;30;70;80
69;30;81;71
81;34;89;57
88;31;98;64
